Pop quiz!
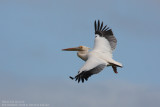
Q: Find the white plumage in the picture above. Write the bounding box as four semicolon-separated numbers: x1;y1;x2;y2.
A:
62;20;122;83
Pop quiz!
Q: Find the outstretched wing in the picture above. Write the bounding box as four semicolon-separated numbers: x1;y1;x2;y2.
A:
70;57;106;83
93;20;117;52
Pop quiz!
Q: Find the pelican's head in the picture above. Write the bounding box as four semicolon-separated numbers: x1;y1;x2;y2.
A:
62;46;91;51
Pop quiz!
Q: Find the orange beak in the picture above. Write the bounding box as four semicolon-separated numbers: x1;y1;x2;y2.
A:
62;47;81;51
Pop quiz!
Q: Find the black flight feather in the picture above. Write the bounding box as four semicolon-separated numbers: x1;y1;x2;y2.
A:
94;20;117;50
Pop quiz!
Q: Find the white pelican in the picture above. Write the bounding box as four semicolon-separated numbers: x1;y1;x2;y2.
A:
62;20;122;83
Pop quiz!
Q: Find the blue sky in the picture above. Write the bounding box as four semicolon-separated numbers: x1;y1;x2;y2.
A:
0;0;160;107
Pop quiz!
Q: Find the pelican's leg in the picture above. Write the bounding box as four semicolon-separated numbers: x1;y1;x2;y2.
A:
112;66;118;74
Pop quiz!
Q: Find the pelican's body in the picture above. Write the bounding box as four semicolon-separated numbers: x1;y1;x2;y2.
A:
62;20;123;83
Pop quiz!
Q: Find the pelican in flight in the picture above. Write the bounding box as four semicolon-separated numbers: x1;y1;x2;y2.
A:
62;20;122;83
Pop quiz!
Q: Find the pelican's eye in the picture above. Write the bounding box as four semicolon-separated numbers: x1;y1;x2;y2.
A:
79;46;83;49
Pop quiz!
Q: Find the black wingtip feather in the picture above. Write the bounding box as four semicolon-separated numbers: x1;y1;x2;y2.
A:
94;20;97;32
104;27;109;31
98;20;100;30
94;20;111;35
104;29;113;35
70;71;91;83
78;77;80;83
82;78;84;83
69;76;74;80
100;21;103;31
102;25;107;31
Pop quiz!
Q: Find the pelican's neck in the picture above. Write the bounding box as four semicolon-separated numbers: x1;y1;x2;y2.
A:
77;50;88;61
